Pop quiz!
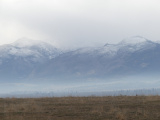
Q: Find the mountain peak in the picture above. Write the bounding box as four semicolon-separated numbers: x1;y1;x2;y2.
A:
119;36;149;45
12;38;50;48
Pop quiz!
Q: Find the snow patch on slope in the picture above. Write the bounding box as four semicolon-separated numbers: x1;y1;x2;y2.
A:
69;36;156;57
0;38;62;63
100;36;156;55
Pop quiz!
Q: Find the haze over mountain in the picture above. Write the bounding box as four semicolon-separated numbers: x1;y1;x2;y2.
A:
1;36;160;94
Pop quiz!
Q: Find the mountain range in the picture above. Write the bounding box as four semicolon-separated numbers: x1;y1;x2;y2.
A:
0;36;160;81
1;36;160;94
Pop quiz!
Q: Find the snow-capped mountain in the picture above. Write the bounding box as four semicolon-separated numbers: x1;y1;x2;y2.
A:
2;38;61;60
0;36;160;81
70;36;156;57
0;38;61;81
1;36;160;95
34;36;160;81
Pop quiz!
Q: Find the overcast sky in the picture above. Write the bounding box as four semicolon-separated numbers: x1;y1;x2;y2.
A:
1;0;160;48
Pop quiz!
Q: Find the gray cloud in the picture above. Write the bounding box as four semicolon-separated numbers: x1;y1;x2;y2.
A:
1;0;160;48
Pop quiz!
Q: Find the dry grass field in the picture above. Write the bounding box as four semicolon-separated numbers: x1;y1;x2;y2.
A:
0;96;160;120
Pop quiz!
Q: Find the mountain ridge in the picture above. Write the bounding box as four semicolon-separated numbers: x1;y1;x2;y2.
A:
1;36;160;94
0;36;160;81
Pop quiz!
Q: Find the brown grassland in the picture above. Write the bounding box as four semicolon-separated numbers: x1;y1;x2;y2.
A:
0;96;160;120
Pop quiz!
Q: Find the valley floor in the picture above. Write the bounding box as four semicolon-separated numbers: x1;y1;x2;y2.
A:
0;96;160;120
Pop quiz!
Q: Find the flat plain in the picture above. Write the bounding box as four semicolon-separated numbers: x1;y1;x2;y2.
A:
0;96;160;120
